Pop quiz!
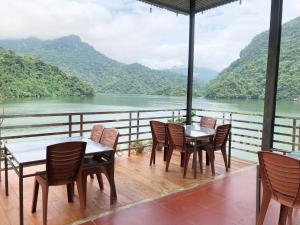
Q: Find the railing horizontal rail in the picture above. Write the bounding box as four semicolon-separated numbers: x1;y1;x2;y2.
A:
0;108;186;119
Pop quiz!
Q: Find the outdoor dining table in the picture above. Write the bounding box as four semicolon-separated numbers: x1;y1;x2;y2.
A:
4;136;115;225
184;125;215;178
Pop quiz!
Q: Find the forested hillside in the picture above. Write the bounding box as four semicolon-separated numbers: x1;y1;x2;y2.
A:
0;48;94;98
170;66;218;83
0;35;202;96
204;16;300;100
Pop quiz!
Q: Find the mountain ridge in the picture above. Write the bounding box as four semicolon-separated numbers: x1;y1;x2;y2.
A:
204;16;300;100
0;48;94;98
0;35;202;96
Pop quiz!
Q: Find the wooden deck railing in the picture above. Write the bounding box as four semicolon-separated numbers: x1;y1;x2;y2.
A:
0;108;299;157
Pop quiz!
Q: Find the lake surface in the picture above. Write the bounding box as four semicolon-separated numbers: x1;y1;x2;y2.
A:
1;94;299;162
2;94;300;116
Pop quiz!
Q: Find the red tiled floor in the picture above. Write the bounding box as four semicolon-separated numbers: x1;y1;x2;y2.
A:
80;166;300;225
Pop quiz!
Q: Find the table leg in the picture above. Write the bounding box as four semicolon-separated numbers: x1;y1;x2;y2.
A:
256;165;261;224
5;147;8;196
19;164;24;225
193;139;197;179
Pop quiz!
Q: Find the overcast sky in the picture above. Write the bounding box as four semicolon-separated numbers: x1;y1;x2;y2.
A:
0;0;299;71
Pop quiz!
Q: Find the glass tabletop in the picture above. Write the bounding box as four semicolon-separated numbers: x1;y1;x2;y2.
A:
5;136;113;165
184;125;215;138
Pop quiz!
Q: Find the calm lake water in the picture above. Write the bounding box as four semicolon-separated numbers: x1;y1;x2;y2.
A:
1;94;300;161
2;94;300;116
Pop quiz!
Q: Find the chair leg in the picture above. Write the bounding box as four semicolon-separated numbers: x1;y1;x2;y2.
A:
279;204;289;225
163;145;168;161
183;152;191;178
206;152;210;166
41;185;49;225
221;149;228;172
180;152;185;167
207;150;215;175
165;147;174;172
257;187;271;225
76;176;86;213
67;183;74;202
150;143;157;166
96;173;104;190
288;207;293;216
198;150;203;173
103;165;117;204
32;179;39;213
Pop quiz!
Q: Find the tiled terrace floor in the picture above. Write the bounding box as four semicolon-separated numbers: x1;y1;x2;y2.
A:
80;167;300;225
0;149;254;225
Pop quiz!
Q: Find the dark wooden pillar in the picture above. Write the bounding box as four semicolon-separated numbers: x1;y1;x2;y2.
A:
186;0;196;125
261;0;283;150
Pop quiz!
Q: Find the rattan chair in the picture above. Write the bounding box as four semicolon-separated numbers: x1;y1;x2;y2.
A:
82;128;119;208
31;142;86;225
258;151;300;225
149;121;168;166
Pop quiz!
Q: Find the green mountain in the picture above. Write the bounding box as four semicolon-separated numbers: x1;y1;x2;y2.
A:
204;16;300;100
0;35;202;96
0;48;94;98
170;66;218;83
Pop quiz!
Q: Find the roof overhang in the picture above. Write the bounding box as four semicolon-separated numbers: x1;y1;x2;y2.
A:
138;0;239;15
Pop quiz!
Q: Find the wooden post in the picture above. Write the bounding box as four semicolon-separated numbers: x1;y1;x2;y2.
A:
80;114;83;136
261;0;283;150
292;119;296;151
128;112;132;157
228;113;232;168
222;112;225;125
186;0;196;125
136;112;140;142
298;123;300;151
68;115;72;137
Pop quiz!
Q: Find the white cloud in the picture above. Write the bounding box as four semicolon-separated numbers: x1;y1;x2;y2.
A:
0;0;299;71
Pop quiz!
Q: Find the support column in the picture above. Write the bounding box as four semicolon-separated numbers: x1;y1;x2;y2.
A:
186;0;196;125
261;0;283;150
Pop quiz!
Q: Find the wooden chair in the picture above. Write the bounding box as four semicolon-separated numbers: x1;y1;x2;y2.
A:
89;124;105;179
149;121;168;166
197;124;231;175
200;116;217;129
82;128;119;208
200;116;217;165
258;151;300;225
31;141;86;225
166;123;193;174
90;124;105;143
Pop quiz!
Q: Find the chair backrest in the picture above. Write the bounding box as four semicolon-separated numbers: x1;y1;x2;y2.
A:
100;128;119;150
166;123;185;149
200;116;217;129
150;121;167;144
213;124;231;150
258;151;300;207
90;124;105;143
46;141;86;186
